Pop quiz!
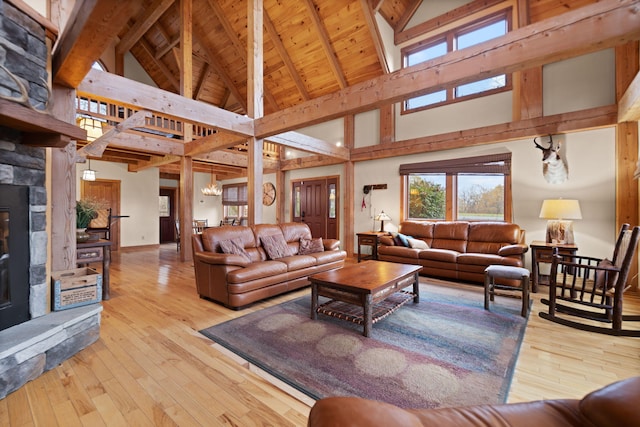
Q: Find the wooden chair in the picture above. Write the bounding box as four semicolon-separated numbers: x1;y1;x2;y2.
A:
192;219;208;234
86;208;111;241
219;218;236;226
540;224;640;336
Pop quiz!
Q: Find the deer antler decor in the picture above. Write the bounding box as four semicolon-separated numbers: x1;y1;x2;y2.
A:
533;135;568;184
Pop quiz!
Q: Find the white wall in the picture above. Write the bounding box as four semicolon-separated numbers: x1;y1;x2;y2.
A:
76;160;160;247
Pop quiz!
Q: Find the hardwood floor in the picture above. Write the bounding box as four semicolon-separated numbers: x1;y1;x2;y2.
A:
1;245;639;426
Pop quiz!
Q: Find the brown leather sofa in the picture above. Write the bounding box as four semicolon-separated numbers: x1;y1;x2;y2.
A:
308;376;640;427
377;221;527;285
192;222;346;309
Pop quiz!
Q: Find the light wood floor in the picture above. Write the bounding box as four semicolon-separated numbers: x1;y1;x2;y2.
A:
1;245;639;426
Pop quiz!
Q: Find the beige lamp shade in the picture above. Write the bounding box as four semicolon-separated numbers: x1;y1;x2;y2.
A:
539;199;582;220
539;199;582;244
375;211;391;232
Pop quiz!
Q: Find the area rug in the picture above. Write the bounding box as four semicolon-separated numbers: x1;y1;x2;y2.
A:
200;282;528;409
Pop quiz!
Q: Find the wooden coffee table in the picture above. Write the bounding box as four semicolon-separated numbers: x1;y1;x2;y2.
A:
309;261;421;337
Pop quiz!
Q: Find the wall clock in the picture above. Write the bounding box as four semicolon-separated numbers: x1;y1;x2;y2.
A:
262;182;276;206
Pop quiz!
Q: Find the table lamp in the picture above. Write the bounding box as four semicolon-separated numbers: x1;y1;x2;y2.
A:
539;199;582;244
375;211;391;232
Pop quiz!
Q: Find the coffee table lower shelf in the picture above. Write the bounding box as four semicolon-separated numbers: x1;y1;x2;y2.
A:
316;290;415;327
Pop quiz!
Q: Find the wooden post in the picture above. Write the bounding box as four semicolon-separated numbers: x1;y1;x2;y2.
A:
344;114;355;258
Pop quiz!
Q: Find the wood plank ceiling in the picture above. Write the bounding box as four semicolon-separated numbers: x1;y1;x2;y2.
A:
67;0;422;178
66;0;612;178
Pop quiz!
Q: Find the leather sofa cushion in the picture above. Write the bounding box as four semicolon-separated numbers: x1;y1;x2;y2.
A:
467;222;521;254
280;222;313;252
276;255;317;271
201;226;257;255
457;253;522;267
399;221;434;240
378;246;421;259
418;248;459;263
310;250;348;264
299;237;324;255
432;222;469;252
227;260;287;284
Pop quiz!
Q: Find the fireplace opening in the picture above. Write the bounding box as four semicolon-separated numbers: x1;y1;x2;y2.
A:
0;184;30;332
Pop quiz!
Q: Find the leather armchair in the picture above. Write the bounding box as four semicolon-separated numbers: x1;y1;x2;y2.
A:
307;376;640;427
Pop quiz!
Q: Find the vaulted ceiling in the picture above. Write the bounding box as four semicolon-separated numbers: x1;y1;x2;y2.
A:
51;0;636;179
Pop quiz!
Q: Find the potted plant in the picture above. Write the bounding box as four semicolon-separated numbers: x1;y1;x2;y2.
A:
76;198;105;242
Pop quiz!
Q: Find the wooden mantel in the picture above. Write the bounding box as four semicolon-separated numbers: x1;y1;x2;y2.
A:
0;98;85;147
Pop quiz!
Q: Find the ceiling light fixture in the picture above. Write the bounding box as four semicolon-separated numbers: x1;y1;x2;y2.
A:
201;169;222;196
82;158;96;181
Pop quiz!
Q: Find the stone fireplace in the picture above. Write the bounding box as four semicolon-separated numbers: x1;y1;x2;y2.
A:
0;2;101;399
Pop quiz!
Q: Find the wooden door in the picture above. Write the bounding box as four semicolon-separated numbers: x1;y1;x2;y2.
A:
292;177;338;239
159;188;177;243
81;179;121;251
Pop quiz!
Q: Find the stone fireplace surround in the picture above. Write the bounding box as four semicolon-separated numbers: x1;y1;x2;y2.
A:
0;2;101;399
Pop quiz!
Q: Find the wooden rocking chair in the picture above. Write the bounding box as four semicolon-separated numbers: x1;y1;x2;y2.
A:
540;224;640;336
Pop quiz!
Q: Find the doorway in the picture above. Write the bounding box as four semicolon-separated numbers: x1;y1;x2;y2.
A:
159;187;177;243
291;177;338;239
81;179;122;251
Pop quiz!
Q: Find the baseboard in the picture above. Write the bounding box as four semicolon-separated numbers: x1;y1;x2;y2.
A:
119;244;161;252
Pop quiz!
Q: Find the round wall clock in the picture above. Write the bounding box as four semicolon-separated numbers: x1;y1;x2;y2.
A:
262;182;276;206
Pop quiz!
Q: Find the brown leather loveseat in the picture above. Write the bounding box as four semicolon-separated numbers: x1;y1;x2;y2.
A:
308;376;640;427
377;221;527;285
192;222;346;309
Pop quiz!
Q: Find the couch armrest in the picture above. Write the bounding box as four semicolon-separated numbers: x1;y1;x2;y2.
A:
195;251;251;267
379;236;395;246
498;244;529;256
323;239;341;251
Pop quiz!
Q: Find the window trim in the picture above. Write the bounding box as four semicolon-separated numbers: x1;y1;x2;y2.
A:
401;9;513;114
400;153;512;222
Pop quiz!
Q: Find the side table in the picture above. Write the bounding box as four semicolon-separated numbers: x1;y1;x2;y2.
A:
356;232;387;262
530;240;578;293
77;239;112;300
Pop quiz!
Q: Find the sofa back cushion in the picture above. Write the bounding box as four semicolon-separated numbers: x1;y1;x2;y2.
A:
432;222;469;252
200;226;260;261
467;222;521;255
398;221;434;246
280;222;313;254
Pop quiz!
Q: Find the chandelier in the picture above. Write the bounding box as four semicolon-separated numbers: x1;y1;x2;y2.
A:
201;168;222;196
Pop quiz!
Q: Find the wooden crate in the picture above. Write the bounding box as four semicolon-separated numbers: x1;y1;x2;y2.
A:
52;267;102;311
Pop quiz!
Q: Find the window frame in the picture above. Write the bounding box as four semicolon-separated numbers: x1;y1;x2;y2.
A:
222;183;248;223
400;153;513;222
401;9;513;114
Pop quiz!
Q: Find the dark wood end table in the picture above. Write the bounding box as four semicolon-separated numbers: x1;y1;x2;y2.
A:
309;261;421;337
530;240;578;293
356;232;388;262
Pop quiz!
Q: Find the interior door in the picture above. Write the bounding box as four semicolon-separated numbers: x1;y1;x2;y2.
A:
159;188;177;243
81;179;121;251
292;178;338;239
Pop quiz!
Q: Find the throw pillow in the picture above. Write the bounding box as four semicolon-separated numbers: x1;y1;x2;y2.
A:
219;238;251;262
407;237;429;249
396;232;411;247
299;237;324;255
261;234;291;259
594;258;618;290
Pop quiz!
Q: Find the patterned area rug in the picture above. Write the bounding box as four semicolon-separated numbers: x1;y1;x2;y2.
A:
200;281;528;409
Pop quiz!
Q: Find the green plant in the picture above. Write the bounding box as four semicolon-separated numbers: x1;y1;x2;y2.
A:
76;198;105;229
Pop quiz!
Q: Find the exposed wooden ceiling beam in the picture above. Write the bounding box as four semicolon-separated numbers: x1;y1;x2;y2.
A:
194;63;211;100
78;110;152;158
254;0;640;139
359;0;389;74
264;10;310;100
394;0;422;33
155;34;180;59
302;0;348;89
116;0;175;55
99;131;185;156
185;131;247;157
266;131;349;159
619;70;640;122
52;0;140;87
139;37;180;90
78;68;254;137
351;105;618;162
128;154;181;172
280;154;345;171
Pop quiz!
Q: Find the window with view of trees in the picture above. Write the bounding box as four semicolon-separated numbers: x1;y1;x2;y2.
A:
402;10;511;113
401;153;511;222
